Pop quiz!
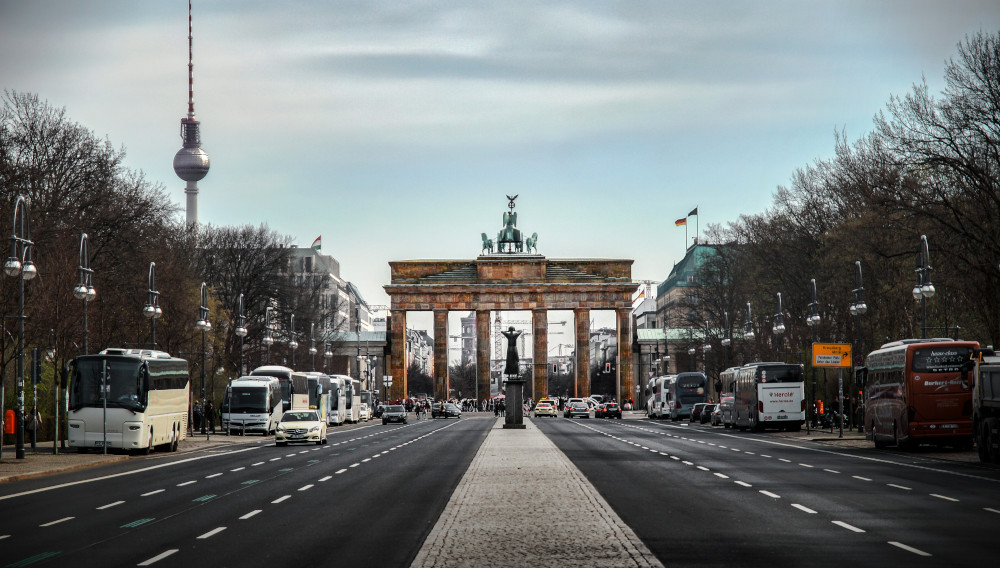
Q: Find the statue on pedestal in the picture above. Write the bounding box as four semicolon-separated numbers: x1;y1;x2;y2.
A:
501;326;522;377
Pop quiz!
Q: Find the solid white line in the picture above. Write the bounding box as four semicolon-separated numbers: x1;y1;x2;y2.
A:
239;510;262;520
205;473;223;479
930;493;958;502
852;475;872;481
735;481;752;487
832;521;865;533
0;535;9;540
96;501;125;510
177;481;197;487
138;549;179;566
319;476;332;482
197;527;227;539
298;484;314;491
985;507;1000;514
141;489;165;497
39;517;74;527
759;491;781;499
271;495;291;504
887;484;911;491
888;541;931;557
792;504;817;514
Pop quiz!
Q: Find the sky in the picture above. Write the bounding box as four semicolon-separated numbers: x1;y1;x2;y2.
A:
2;1;998;315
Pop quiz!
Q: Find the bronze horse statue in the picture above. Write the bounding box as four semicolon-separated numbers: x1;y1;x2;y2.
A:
481;233;494;255
525;232;538;254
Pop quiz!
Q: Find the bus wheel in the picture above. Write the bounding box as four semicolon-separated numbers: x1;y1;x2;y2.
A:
170;427;179;452
141;430;153;455
873;421;887;449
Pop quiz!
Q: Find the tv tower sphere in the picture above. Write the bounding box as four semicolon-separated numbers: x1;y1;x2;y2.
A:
173;119;210;182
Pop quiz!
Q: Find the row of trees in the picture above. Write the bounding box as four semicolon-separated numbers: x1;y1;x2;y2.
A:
0;91;347;439
677;32;1000;401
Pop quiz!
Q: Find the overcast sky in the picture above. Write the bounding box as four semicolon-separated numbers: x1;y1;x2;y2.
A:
2;1;998;313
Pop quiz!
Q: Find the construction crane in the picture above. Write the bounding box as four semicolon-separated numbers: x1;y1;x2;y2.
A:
492;314;567;363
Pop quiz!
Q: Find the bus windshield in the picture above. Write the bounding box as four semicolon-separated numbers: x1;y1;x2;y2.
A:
912;346;973;373
224;387;267;413
70;358;146;412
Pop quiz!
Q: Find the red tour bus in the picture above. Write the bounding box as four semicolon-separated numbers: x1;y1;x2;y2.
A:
862;338;978;449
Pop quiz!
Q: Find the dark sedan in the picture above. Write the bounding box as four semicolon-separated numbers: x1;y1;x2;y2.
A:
431;402;462;419
382;405;408;425
602;402;622;419
563;401;590;419
690;402;708;423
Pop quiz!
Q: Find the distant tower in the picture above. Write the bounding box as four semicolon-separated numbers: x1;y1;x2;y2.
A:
173;0;210;228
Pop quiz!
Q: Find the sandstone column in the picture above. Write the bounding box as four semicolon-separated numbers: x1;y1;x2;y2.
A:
617;307;634;407
389;309;407;402
574;308;590;397
476;310;491;405
433;309;449;401
532;308;548;400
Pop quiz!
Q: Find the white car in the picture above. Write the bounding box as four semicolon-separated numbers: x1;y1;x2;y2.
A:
275;410;327;446
358;403;371;422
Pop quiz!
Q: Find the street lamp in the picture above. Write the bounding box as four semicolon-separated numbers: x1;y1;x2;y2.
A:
234;293;247;376
288;314;299;368
73;233;96;355
849;261;867;432
309;323;318;371
143;262;162;349
324;342;332;373
687;327;696;372
744;302;755;363
703;320;712;373
721;311;731;371
806;278;821;433
262;306;274;364
195;282;212;435
913;235;934;338
772;292;785;361
5;195;36;460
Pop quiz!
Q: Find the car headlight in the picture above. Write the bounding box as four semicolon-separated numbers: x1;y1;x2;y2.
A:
309;426;320;432
276;426;285;432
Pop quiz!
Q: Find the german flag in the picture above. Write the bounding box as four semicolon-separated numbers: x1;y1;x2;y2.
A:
675;218;687;227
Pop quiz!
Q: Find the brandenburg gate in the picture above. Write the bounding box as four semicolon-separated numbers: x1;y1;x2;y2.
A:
384;197;637;404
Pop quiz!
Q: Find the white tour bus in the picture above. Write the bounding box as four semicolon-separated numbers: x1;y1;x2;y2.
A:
649;375;676;419
222;376;282;435
251;365;295;411
733;362;806;432
68;349;189;453
326;375;347;425
336;376;362;423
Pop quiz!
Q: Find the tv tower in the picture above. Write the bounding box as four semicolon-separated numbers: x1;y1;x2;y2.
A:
173;0;210;228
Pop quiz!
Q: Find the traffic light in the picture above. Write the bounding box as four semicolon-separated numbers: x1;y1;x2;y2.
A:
552;364;557;373
605;362;611;373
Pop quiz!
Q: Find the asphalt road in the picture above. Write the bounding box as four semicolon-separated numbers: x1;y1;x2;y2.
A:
0;416;491;568
534;416;1000;568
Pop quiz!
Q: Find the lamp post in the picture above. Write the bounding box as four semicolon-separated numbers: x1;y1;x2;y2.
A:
687;327;696;372
850;261;867;432
324;342;332;373
262;306;274;364
744;302;755;363
73;233;96;355
309;323;318;371
913;235;935;338
143;262;162;350
288;314;299;369
721;311;731;371
806;278;821;434
234;293;247;376
703;320;712;376
772;292;786;361
383;375;393;404
195;282;212;435
5;195;36;460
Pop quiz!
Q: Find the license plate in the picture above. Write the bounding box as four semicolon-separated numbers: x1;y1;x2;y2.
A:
941;424;958;429
291;434;304;439
777;415;788;420
94;441;106;447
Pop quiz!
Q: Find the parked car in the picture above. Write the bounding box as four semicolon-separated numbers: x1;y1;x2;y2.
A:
719;395;735;429
690;402;708;423
275;410;327;446
533;401;557;418
710;403;724;426
358;403;371;422
602;402;622;419
432;402;462;419
382;404;408;425
564;401;590;419
701;403;718;424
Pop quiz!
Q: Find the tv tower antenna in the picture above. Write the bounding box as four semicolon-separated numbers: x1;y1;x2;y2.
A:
173;0;210;229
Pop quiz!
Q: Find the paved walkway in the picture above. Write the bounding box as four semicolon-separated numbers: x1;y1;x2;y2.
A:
411;417;664;568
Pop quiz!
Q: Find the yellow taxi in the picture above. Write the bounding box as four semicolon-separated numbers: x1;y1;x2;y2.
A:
533;400;558;418
275;410;328;446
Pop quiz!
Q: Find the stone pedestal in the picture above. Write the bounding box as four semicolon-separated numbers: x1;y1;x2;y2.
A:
503;378;526;429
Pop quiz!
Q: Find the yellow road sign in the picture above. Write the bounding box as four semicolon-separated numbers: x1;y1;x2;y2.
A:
812;343;852;367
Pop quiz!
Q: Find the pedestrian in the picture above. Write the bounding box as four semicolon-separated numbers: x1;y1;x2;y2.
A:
192;401;203;432
205;401;216;433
